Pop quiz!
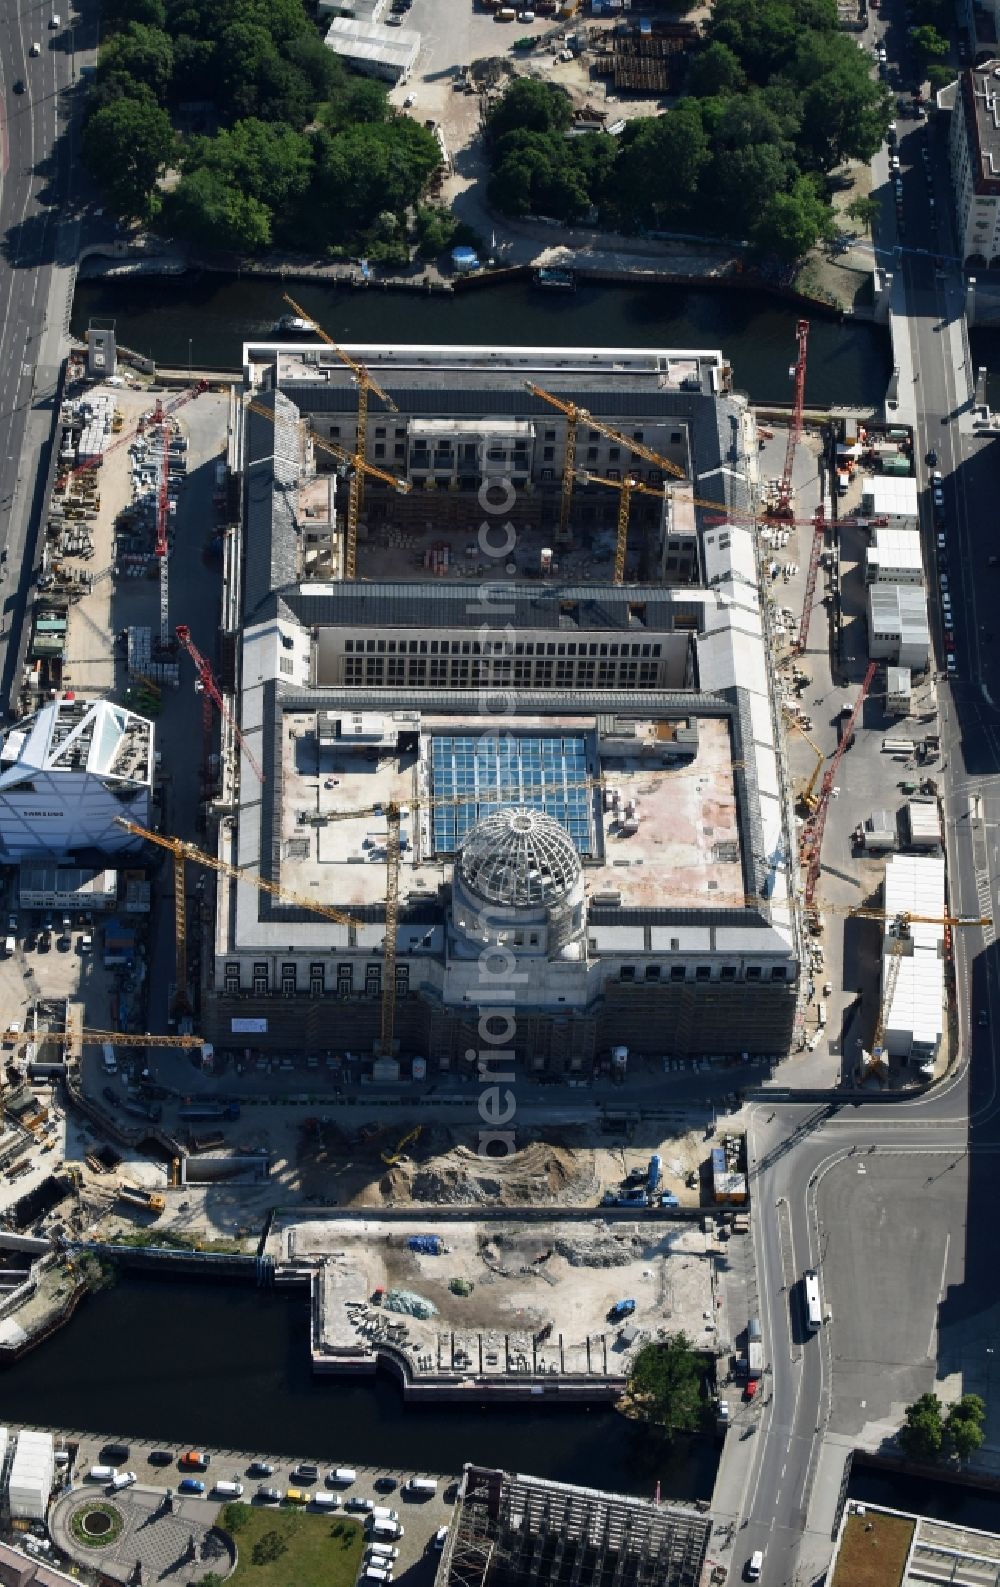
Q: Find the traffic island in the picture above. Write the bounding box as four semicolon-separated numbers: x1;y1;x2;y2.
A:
69;1500;124;1548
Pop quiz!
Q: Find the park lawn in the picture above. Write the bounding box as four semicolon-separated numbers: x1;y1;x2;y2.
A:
831;1510;914;1587
223;1505;366;1587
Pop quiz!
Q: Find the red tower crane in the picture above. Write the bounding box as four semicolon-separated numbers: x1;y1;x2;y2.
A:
770;319;809;522
800;660;877;906
67;380;209;484
795;506;826;654
175;623;265;790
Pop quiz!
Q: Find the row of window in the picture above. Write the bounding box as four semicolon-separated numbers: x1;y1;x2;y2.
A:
618;964;789;984
343;638;665;657
341;658;662;688
226;962;410;996
327;423;681;447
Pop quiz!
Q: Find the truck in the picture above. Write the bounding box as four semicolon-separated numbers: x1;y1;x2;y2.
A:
407;1235;444;1255
747;1341;764;1379
178;1101;240;1122
608;1298;636;1321
602;1188;649;1207
117;1184;166;1215
647;1154;662;1192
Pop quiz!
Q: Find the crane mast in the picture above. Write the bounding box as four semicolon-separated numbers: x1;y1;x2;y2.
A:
771;319;809;521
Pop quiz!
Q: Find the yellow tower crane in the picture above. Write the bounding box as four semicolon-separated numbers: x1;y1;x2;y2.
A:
281;294;399;576
243;395;411;580
526;381;687;579
1;1027;206;1048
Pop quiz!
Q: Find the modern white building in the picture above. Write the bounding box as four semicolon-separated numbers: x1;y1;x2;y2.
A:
867;583;930;670
323;15;420;81
947;62;1000;266
860;476;919;527
864;527;924;585
7;1427;53;1520
882;853;945;1066
0;697;153;861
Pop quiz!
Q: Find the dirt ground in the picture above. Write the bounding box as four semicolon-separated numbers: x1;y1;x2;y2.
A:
295;1119;711;1210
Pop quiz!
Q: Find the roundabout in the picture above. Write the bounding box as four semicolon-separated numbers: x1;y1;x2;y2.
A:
69;1500;124;1547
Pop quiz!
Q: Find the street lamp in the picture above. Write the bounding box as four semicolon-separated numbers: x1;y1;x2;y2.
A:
188;337;192;376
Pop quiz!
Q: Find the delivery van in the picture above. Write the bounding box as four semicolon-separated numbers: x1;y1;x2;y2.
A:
311;1493;340;1510
102;1042;117;1075
372;1506;399;1522
404;1476;438;1497
370;1520;404;1541
330;1467;357;1485
214;1481;244;1497
89;1466;117;1482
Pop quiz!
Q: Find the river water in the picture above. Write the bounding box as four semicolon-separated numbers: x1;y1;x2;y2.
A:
0;1277;716;1498
71;274;892;408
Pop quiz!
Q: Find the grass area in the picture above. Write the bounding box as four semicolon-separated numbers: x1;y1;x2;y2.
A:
69;1500;125;1548
221;1504;366;1587
832;1510;915;1587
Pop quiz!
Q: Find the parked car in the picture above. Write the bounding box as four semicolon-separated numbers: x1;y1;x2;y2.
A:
256;1486;282;1504
292;1464;319;1484
148;1450;173;1466
247;1461;274;1478
374;1476;397;1493
178;1478;205;1495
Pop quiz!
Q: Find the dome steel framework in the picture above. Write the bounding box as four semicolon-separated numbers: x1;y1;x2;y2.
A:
457;807;582;910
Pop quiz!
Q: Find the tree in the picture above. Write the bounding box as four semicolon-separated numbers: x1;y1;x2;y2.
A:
220;1501;252;1533
945;1395;986;1462
102;0;167;27
83;92;175;218
790;34;893;167
623;1334;704;1440
687;40;746;97
311;119;440;242
753;173;831;258
165;165;273;250
846;192;880;235
486;77;573;142
713;143;793;235
900;1393;945;1460
612;102;709;227
186;118;312;215
98;21;175;99
909;23;948;72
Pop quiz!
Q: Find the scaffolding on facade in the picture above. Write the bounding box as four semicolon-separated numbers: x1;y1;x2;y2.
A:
440;1466;711;1587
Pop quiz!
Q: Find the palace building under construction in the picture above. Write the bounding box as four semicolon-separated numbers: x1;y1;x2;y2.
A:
202;342;801;1072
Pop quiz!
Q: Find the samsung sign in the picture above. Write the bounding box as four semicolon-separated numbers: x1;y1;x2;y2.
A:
231;1017;268;1034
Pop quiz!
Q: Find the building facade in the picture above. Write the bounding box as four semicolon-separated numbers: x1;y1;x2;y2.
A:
948;62;1000;265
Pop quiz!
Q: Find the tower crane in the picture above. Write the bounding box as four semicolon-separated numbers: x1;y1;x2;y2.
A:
526;381;686;561
65;381;209;486
2;1027;206;1049
574;471;665;584
281;294;398;577
795;507;826;655
175;624;265;790
242;395;411;580
770;319;809;521
800;660;877;907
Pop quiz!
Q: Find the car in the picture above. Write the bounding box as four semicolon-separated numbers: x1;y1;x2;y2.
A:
944;633;955;650
292;1464;319;1483
12;76;24;92
518;8;536;17
944;613;955;631
256;1486;282;1503
101;1443;130;1464
385;12;402;20
937;533;946;549
50;12;61;24
933;487;944;506
926;449;938;466
102;1086;121;1108
939;573;948;590
148;1450;173;1466
979;1009;989;1026
932;469;942;483
29;41;41;56
746;1551;764;1582
247;1461;274;1478
37;931;50;951
403;92;416;107
284;1488;309;1505
110;1471;137;1491
347;1496;374;1512
946;654;957;674
374;1476;397;1493
938;553;948;572
890;154;900;170
178;1478;205;1495
180;1451;210;1469
434;1526;449;1550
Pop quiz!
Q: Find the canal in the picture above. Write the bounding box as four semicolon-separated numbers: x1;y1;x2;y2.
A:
72;274;892;408
0;1276;718;1500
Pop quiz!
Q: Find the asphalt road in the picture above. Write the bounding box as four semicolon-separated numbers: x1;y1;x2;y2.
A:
726;27;1000;1584
0;0;87;708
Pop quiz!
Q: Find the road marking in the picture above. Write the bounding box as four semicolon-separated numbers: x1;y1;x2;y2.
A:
927;1230;951;1360
857;1165;867;1174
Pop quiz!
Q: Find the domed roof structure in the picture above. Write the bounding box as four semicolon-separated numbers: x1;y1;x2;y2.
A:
457;807;582;910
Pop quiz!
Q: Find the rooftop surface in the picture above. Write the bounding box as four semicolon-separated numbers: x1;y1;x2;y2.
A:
277;711;742;915
964;63;1000;190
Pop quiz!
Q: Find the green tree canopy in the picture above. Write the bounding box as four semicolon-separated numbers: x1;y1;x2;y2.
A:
486;77;573;141
909;23;948;71
612;102;709;226
900;1393;945;1460
82;91;175;218
846;193;880;234
165;164;273;250
623;1334;704;1440
311;119;440;243
753;173;831;257
945;1395;986;1462
687;40;746;97
98;21;175;99
102;0;167;27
